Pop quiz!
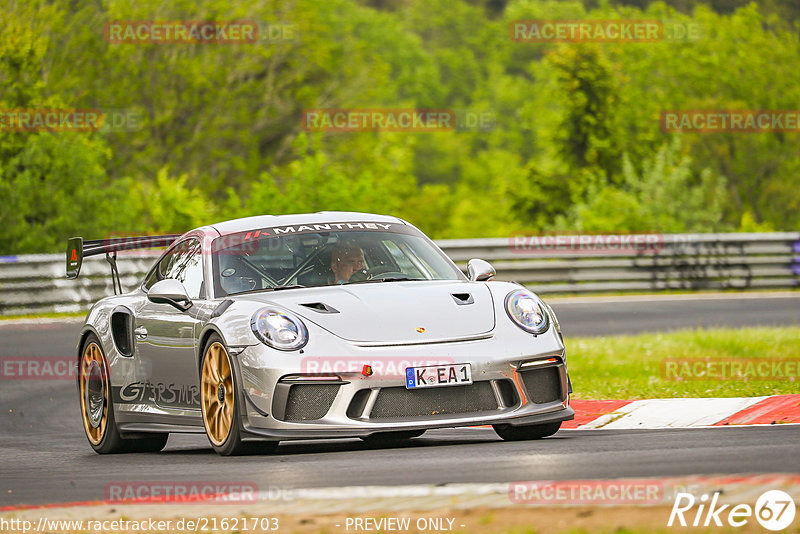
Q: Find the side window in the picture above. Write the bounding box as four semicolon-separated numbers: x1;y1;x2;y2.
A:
144;239;205;299
142;264;159;291
163;240;204;299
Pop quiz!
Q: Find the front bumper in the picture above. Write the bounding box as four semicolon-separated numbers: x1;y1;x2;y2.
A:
235;333;574;440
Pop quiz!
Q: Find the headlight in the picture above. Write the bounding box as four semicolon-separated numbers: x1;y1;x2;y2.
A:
504;289;550;335
250;308;308;350
542;300;562;339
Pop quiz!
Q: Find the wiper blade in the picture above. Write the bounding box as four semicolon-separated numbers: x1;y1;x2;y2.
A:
343;277;418;285
229;284;305;296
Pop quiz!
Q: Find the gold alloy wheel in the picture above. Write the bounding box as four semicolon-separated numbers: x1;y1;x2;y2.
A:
201;342;235;446
79;342;109;445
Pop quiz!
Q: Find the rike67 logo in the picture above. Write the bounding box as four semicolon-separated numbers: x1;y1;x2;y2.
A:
668;490;796;531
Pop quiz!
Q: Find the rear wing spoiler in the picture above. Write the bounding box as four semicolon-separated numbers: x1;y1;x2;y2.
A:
66;234;181;294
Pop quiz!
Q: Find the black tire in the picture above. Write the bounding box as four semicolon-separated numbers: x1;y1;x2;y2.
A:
239;440;280;455
200;333;278;456
360;429;425;446
122;434;169;453
79;333;168;454
492;421;562;441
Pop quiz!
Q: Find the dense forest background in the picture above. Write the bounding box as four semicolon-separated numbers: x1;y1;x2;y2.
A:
1;0;799;253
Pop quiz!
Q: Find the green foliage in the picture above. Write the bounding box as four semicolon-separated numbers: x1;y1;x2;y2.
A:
236;132;417;218
0;132;123;253
0;0;798;252
0;1;131;253
547;45;623;193
560;139;727;233
130;168;216;235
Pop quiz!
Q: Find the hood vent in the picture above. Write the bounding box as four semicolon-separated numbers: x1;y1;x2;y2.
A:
451;293;474;305
300;302;340;314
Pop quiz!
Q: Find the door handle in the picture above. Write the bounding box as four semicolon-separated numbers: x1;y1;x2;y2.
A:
134;326;148;339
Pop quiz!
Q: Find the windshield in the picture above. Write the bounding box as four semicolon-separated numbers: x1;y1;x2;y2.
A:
211;224;464;296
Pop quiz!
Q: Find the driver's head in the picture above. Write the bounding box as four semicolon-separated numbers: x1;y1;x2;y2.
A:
330;241;365;283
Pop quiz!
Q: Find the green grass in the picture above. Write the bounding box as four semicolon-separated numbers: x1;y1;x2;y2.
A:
566;326;800;399
0;311;85;321
543;288;799;299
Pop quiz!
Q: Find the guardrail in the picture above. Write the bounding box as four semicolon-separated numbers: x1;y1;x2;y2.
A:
0;232;798;315
441;232;800;294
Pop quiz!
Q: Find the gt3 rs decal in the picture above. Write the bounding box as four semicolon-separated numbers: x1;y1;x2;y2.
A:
113;381;200;409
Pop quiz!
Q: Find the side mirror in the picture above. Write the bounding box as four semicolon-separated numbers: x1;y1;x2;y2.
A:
467;259;495;282
148;279;193;311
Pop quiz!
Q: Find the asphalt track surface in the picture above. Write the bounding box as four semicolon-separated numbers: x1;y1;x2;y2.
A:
1;294;799;507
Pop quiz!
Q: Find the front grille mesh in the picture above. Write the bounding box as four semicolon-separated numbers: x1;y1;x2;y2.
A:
284;384;339;421
520;367;562;404
369;381;498;419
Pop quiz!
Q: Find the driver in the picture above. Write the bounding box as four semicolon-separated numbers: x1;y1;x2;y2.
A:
330;241;366;283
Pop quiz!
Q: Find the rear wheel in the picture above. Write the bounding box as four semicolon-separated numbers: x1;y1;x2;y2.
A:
492;421;561;441
360;429;425;446
79;334;167;453
201;334;278;456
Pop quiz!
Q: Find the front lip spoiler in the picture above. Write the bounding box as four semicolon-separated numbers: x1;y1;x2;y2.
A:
240;405;574;440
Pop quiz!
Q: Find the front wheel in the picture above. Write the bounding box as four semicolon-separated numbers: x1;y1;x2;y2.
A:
492;421;561;441
200;334;277;456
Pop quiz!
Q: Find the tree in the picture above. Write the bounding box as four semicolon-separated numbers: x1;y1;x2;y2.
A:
0;2;131;253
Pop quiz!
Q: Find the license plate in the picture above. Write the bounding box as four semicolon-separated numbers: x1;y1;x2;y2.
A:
405;363;472;389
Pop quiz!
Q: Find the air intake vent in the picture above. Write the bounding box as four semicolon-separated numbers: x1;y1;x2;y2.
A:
369;381;498;420
451;293;474;305
283;384;340;421
111;311;133;357
496;379;519;408
300;302;339;314
520;367;562;404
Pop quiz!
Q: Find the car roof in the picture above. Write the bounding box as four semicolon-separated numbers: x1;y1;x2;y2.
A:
207;211;408;236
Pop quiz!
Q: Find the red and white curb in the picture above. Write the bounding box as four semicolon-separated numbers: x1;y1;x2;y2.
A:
565;394;800;429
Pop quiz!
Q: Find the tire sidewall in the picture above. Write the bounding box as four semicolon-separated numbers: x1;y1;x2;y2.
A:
79;333;124;453
493;421;562;441
201;333;245;455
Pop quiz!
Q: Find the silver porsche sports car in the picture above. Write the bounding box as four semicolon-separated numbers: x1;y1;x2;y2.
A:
67;212;574;455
